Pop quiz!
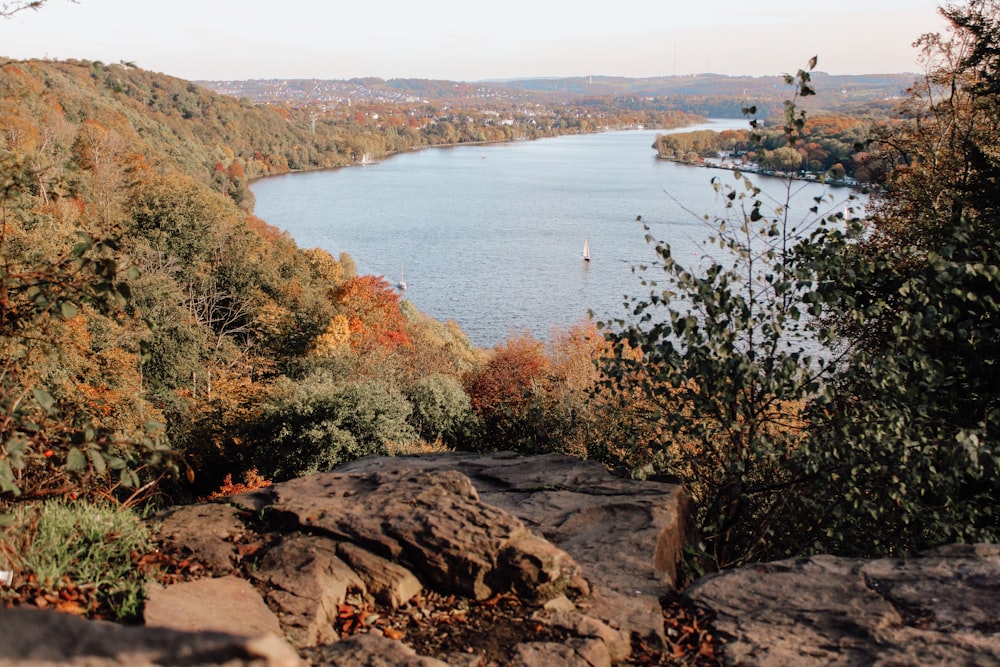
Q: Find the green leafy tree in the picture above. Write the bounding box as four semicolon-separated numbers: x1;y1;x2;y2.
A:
406;373;473;444
599;60;854;571
794;0;1000;555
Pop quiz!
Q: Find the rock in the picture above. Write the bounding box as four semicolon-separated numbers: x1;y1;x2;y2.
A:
250;533;366;647
513;640;611;667
538;607;632;663
0;607;303;667
152;503;245;573
305;633;450;666
685;544;1000;666
336;452;688;645
337;453;690;593
238;467;589;603
142;453;689;664
513;642;580;666
336;542;423;608
144;575;283;638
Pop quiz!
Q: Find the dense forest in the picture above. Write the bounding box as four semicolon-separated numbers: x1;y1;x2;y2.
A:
2;0;1000;623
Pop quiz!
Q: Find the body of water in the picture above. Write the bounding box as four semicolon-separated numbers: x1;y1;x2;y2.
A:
251;120;854;348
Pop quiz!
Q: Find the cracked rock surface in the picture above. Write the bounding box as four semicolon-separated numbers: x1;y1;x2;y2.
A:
136;452;687;666
684;543;1000;666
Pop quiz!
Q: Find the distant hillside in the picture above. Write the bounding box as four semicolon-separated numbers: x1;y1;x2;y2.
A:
496;72;916;100
199;72;916;119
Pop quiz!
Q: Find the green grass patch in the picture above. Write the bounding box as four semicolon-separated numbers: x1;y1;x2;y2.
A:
1;499;152;620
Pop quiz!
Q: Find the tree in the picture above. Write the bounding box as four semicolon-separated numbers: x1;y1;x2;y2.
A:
246;373;417;481
331;275;410;352
406;374;473;444
1;152;174;504
599;60;856;571
0;1;72;18
795;0;1000;555
462;334;552;450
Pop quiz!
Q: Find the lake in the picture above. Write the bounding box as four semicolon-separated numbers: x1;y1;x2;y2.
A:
251;120;855;348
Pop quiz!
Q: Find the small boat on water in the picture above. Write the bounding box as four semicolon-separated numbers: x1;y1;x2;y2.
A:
583;238;591;262
397;264;407;291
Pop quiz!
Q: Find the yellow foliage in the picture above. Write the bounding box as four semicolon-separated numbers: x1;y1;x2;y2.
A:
311;314;351;356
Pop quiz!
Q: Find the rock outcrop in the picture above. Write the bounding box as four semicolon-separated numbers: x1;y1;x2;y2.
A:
685;543;1000;666
0;606;303;667
4;452;997;667
141;452;689;665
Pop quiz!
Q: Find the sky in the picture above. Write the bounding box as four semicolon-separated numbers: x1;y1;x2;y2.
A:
0;0;950;82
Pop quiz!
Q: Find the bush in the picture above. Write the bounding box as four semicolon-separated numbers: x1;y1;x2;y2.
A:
246;373;418;480
406;374;473;444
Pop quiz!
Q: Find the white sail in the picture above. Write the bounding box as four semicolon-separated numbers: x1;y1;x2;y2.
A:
583;238;591;261
397;264;407;291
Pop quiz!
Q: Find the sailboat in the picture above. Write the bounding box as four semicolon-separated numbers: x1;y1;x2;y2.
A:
582;238;591;262
397;264;407;291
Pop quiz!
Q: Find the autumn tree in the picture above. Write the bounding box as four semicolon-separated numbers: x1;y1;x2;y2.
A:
463;334;552;451
331;275;411;352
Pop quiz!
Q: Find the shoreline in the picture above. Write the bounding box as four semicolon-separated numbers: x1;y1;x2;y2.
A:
656;155;862;189
248;119;707;184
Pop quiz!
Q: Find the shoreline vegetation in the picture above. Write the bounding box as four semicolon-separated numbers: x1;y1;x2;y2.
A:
248;117;708;182
651;117;877;189
657;153;862;188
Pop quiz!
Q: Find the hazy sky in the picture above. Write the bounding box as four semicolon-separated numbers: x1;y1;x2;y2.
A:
1;0;949;81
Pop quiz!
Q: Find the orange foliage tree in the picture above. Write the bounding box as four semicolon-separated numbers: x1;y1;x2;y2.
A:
331;275;411;352
463;334;551;450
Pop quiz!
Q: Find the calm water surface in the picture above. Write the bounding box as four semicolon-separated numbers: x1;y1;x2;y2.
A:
251;120;854;347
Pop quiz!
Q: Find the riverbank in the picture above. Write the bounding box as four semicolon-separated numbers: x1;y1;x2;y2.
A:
656;155;862;188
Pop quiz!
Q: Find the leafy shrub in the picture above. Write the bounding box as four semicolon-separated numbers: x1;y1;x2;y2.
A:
406;374;473;444
247;374;418;480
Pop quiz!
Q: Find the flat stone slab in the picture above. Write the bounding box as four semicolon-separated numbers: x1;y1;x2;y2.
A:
235;465;590;604
0;606;302;667
144;575;284;638
336;452;690;593
685;543;1000;666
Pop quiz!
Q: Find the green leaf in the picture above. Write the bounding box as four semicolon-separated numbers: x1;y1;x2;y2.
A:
32;387;55;415
87;448;107;475
60;301;79;319
66;447;87;472
0;461;21;496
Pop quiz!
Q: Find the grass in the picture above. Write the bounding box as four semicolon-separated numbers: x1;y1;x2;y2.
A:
0;499;153;620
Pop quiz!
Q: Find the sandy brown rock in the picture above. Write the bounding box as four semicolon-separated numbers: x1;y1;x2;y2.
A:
242;467;588;603
336;452;688;646
336;542;423;608
337;453;690;592
250;533;366;647
153;503;246;572
144;575;283;638
685;544;1000;666
0;607;302;667
305;633;450;666
136;453;690;664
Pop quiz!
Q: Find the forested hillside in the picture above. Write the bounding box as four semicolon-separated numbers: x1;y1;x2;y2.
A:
0;58;494;501
0;57;683;506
